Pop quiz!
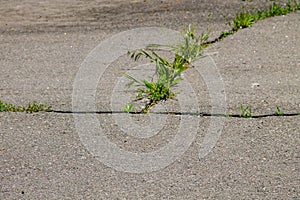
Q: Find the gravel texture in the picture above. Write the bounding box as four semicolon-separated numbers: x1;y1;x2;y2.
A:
1;0;299;199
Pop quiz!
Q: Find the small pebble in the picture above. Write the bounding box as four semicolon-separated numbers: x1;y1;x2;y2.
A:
251;83;260;88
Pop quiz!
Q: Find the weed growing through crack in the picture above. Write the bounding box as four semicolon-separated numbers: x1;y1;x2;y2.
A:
276;106;284;116
232;7;257;31
123;25;209;113
226;114;232;118
0;100;52;113
239;105;253;118
217;0;300;40
123;104;133;113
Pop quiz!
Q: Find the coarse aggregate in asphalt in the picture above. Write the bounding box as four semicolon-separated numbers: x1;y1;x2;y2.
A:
1;0;299;199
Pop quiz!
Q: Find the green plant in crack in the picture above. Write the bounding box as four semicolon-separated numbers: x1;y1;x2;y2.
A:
25;101;52;113
0;100;52;113
262;0;300;18
276;105;284;116
123;104;133;113
123;25;209;113
233;7;258;31
219;0;300;39
220;30;234;37
239;105;253;118
226;114;232;118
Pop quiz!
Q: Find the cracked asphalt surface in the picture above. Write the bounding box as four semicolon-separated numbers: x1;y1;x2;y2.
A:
1;0;299;199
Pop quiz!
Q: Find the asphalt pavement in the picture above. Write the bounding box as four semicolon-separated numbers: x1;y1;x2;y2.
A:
1;1;299;199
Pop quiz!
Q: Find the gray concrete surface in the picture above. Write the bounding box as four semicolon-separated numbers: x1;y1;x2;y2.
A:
1;0;299;199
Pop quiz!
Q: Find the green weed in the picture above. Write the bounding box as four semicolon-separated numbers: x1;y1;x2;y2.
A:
276;106;284;116
263;0;300;17
123;104;133;113
226;114;232;118
0;100;52;113
232;1;300;32
220;30;234;37
233;7;258;31
239;105;253;118
203;1;300;46
124;25;208;113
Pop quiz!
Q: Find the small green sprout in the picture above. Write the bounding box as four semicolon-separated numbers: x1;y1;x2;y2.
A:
276;106;284;116
123;104;133;113
239;105;253;118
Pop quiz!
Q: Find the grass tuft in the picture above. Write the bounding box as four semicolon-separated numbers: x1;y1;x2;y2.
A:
239;105;253;118
123;25;209;113
0;100;52;113
210;0;300;43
